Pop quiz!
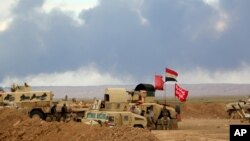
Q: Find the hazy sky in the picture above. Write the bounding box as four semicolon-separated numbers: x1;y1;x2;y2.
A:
0;0;250;86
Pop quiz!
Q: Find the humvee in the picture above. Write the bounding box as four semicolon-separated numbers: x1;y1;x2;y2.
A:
100;84;180;129
82;110;147;128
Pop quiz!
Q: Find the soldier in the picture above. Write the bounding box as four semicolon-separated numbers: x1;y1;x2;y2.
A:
130;105;141;115
11;83;16;92
160;105;172;130
147;106;155;129
51;104;58;121
61;103;67;122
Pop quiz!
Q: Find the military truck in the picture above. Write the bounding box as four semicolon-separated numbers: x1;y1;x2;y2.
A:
0;83;54;119
226;99;250;119
100;84;180;129
0;83;89;121
82;110;147;128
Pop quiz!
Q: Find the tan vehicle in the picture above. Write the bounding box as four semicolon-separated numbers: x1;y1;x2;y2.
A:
0;83;90;121
101;84;180;129
82;110;147;128
0;83;54;120
56;100;90;121
0;83;92;122
226;99;250;119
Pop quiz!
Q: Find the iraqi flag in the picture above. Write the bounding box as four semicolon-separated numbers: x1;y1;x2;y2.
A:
165;68;178;82
175;84;188;102
154;75;164;90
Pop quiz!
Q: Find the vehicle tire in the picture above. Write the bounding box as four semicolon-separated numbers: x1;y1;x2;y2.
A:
228;110;241;119
134;124;143;128
30;110;45;120
45;115;53;122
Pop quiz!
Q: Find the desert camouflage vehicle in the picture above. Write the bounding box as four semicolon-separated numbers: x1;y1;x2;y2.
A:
0;83;89;121
82;110;147;128
226;98;250;119
55;99;90;121
0;83;54;119
100;84;180;129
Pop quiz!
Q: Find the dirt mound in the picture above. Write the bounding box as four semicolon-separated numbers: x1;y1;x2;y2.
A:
0;108;159;141
181;102;228;119
0;102;230;141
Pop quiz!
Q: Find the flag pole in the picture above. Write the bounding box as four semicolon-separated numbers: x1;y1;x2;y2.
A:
164;82;167;105
174;83;177;103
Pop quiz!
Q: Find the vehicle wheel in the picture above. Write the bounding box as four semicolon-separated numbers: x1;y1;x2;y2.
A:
134;125;143;128
228;110;241;119
30;110;45;120
45;115;53;122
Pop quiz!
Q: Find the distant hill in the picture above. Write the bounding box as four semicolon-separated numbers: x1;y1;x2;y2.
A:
3;84;250;99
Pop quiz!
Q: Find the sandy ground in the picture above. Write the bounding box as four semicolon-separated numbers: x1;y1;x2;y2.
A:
152;102;250;141
153;119;230;141
0;108;159;141
1;102;249;141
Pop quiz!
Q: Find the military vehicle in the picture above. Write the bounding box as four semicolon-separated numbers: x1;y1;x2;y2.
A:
0;83;54;119
99;84;180;130
80;89;147;128
226;99;250;119
0;83;89;121
82;110;147;128
55;99;90;121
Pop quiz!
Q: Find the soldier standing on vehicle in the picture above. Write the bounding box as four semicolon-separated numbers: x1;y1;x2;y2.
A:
130;105;141;115
61;103;67;122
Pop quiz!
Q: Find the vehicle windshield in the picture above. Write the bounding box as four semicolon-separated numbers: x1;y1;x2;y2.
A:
0;87;4;92
86;113;96;119
97;113;106;120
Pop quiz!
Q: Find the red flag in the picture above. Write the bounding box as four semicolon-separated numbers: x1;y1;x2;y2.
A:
175;84;188;102
165;68;178;82
154;75;164;90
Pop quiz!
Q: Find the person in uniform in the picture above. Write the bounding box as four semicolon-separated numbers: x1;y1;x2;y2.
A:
51;104;58;121
146;106;155;129
160;105;172;130
61;103;68;122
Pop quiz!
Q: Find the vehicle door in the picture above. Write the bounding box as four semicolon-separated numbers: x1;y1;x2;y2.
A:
121;113;132;126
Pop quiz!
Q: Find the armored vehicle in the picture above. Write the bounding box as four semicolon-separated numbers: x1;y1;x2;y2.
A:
226;99;250;119
0;83;92;122
0;83;54;119
82;110;147;128
0;83;90;121
101;84;180;129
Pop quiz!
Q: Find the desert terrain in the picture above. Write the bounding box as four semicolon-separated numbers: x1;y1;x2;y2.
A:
0;97;249;141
